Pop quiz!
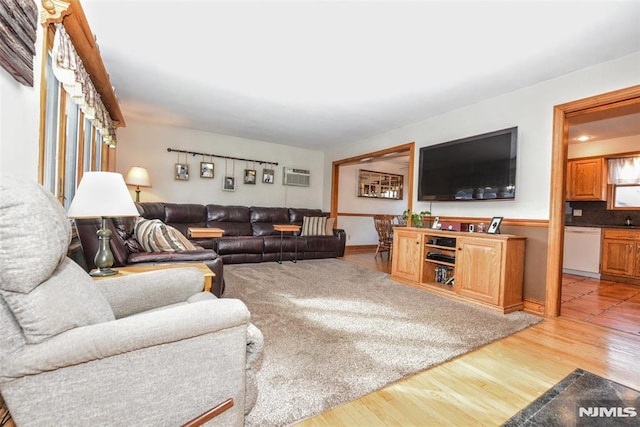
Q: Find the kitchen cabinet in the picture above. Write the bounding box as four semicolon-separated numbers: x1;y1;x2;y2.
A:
602;228;640;282
391;228;526;313
566;157;607;201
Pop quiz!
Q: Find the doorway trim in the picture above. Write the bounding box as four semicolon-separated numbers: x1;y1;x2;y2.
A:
330;142;415;222
545;84;640;317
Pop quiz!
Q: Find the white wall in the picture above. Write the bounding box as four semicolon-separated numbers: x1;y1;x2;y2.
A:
115;120;325;208
323;52;640;223
568;135;640;159
338;160;409;245
0;31;42;181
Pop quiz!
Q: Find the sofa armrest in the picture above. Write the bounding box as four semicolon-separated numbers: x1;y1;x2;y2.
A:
1;298;250;381
334;228;346;256
127;249;218;264
95;267;205;318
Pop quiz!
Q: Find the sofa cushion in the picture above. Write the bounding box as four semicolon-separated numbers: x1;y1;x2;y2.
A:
164;203;207;223
250;207;290;236
301;216;332;236
0;176;70;293
1;258;115;344
0;177;114;344
134;218;198;252
206;205;252;236
136;202;166;220
288;208;324;225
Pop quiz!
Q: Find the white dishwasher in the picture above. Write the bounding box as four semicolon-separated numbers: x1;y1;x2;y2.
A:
563;226;602;278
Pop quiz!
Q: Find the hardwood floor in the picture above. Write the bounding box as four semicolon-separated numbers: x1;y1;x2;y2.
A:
295;248;640;426
561;274;640;336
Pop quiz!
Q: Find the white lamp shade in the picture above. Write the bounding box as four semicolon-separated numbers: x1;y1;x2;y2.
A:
67;172;140;218
125;166;152;187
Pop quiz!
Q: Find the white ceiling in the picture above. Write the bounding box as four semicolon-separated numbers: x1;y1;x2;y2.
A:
81;1;640;150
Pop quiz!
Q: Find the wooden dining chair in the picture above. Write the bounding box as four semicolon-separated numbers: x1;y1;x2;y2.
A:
373;215;394;259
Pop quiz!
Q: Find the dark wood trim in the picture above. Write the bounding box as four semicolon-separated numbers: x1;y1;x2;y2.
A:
330;142;415;230
601;274;640;286
523;298;545;315
180;398;234;427
338;212;400;218
345;244;378;252
546;84;640;317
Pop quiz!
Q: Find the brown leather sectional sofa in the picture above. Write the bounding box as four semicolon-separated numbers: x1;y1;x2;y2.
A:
75;203;346;297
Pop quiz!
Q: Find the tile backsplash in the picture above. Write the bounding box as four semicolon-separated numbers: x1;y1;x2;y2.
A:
566;201;639;227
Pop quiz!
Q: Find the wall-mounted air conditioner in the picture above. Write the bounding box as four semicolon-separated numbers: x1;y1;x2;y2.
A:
283;167;310;187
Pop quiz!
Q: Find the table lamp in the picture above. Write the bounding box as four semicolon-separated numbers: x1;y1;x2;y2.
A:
125;166;151;202
67;172;140;276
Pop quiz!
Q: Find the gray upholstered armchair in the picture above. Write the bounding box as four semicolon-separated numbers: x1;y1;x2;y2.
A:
0;176;263;426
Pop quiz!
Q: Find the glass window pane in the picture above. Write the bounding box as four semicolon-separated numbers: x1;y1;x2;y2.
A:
614;185;640;208
63;99;80;209
94;129;102;171
43;54;60;194
83;117;93;171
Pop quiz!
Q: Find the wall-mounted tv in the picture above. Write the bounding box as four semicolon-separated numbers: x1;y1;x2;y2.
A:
418;127;517;201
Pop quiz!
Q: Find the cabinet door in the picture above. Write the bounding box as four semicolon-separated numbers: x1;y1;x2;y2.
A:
602;238;635;277
567;158;606;201
391;229;422;283
456;237;502;304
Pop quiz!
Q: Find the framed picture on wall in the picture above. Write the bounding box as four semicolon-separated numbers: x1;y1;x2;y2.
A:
244;169;257;184
487;217;503;234
223;176;236;191
200;162;214;178
262;168;274;184
175;163;189;180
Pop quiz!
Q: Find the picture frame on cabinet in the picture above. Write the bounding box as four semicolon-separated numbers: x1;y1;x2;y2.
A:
487;216;503;234
262;168;274;184
175;163;189;180
223;176;236;191
200;162;214;178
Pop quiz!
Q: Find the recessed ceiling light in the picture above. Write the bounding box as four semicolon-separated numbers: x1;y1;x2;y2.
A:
576;135;591;142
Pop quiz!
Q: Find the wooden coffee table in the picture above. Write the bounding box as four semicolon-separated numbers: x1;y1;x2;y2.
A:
91;262;215;292
273;224;301;263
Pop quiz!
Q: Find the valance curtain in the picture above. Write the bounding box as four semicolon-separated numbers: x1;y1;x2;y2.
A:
608;157;640;185
52;24;117;146
0;0;38;86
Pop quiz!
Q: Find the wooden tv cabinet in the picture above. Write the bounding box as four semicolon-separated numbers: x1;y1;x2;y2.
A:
391;227;526;313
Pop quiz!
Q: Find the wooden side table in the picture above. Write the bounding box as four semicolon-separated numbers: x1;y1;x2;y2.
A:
273;224;301;264
187;227;224;239
188;227;225;252
91;262;215;293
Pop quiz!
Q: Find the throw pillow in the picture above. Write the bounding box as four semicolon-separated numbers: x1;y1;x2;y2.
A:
325;217;336;235
301;216;331;236
134;218;198;252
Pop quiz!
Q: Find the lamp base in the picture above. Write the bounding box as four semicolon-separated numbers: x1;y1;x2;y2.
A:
90;267;118;277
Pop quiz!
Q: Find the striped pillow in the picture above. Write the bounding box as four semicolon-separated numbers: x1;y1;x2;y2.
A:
134;218;198;252
301;216;330;236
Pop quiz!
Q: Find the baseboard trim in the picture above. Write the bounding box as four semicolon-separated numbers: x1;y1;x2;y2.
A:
345;245;378;252
523;298;545;315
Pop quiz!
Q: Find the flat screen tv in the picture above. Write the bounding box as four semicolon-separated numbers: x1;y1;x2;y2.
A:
418;127;517;201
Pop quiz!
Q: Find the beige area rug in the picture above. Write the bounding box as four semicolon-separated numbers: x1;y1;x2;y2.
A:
224;259;542;426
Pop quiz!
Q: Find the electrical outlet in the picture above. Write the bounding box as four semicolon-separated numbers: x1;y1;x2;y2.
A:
573;209;583;217
347;234;351;240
